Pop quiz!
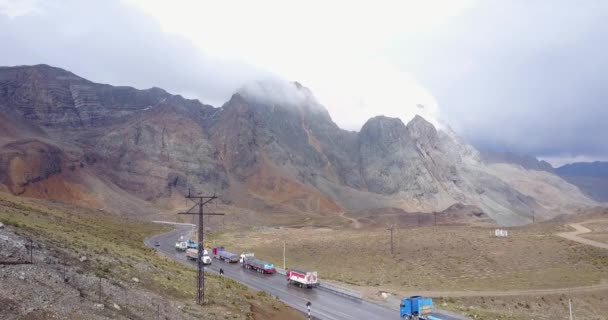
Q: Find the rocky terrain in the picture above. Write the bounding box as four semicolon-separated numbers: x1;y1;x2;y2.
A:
0;193;302;320
0;64;597;225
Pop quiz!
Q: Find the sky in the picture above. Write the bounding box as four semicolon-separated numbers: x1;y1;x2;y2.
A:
0;0;606;166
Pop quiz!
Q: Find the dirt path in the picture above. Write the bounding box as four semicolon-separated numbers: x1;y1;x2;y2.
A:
339;212;361;229
556;219;608;250
389;280;608;298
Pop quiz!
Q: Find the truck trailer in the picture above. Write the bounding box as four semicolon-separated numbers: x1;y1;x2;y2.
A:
286;268;318;288
186;248;211;265
212;247;239;263
242;257;275;274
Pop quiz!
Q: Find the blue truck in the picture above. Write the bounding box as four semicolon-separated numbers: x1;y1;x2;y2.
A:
186;239;198;249
400;296;440;320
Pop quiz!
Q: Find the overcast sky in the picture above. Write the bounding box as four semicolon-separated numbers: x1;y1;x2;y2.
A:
0;0;606;166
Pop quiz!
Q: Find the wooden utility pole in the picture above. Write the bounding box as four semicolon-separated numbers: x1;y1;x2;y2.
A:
178;189;224;305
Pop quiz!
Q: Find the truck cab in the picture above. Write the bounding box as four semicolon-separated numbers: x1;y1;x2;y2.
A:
400;296;433;320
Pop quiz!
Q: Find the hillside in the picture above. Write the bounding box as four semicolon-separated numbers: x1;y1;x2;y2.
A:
0;64;597;226
556;162;608;202
0;193;302;319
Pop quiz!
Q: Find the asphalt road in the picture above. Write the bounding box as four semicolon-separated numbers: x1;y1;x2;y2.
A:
145;224;465;320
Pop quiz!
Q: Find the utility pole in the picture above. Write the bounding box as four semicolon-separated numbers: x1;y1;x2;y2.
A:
434;212;437;226
29;239;33;263
283;241;286;271
178;189;224;305
569;298;573;320
387;224;395;256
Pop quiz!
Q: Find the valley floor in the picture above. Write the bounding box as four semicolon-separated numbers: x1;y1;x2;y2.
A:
210;211;608;320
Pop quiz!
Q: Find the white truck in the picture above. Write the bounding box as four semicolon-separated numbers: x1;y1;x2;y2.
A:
239;252;255;263
175;241;187;251
286;268;318;288
186;248;211;265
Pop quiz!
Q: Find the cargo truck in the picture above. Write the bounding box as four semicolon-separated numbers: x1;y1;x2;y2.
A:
286;268;318;288
239;252;255;263
186;248;211;265
400;296;435;320
212;247;239;263
242;257;275;274
175;241;187;251
186;240;197;249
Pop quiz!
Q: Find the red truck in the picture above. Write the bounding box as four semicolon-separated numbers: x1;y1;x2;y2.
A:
242;257;275;274
287;268;318;288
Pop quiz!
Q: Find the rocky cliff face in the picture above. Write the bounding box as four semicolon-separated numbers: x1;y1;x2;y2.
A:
0;65;596;225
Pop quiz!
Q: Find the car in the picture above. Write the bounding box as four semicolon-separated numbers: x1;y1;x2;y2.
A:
154;241;160;247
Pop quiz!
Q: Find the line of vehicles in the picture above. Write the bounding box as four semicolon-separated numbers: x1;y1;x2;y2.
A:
174;239;319;288
174;238;443;319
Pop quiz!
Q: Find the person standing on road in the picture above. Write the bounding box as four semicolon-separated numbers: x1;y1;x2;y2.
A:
219;268;224;276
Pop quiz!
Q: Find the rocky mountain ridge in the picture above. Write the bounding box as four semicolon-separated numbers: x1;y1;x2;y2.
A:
0;65;596;225
556;161;608;202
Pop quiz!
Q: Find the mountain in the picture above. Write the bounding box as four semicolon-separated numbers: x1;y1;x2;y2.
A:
556;162;608;202
0;64;597;225
481;150;554;172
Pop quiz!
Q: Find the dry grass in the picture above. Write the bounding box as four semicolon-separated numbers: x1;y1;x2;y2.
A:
209;219;608;319
437;290;608;320
213;223;608;292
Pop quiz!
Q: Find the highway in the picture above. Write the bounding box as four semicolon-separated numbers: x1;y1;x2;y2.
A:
145;224;466;320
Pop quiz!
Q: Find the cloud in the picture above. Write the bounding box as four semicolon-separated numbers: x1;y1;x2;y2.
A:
0;0;443;130
396;0;608;160
120;0;469;129
238;76;322;110
2;0;604;163
0;0;270;107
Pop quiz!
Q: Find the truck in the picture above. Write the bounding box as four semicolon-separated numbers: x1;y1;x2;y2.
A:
242;257;275;274
175;241;187;251
239;252;255;263
400;296;434;320
185;240;197;249
212;247;239;263
286;268;318;288
186;248;211;265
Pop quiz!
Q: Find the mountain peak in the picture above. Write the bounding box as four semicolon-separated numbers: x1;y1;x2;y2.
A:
406;114;438;142
360;116;407;141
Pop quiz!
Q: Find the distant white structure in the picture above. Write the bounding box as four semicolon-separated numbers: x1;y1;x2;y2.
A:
494;229;509;237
